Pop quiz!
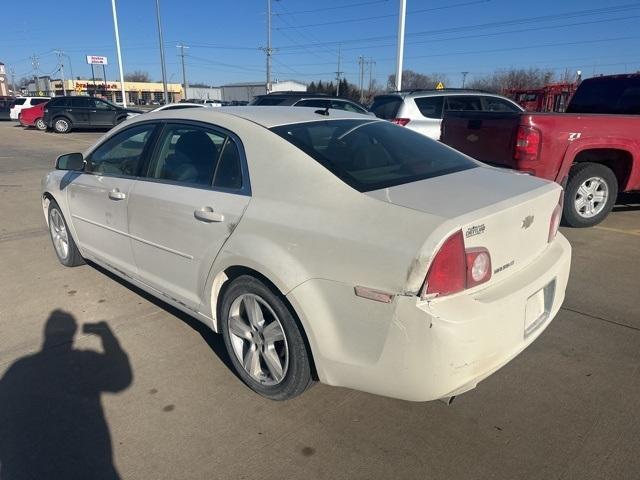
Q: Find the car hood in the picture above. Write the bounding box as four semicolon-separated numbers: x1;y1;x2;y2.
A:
365;166;553;218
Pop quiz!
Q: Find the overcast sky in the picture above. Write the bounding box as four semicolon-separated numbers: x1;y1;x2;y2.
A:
4;0;640;87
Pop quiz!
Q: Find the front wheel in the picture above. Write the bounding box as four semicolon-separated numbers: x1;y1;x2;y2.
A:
48;201;85;267
562;162;618;228
220;275;314;400
35;118;47;131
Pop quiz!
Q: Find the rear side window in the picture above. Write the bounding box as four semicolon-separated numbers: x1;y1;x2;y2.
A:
71;97;91;108
271;119;476;192
568;77;640;114
414;97;444;119
330;100;367;114
295;99;330;108
445;96;482;111
482;97;521;112
31;98;49;106
50;97;69;107
13;98;26;106
370;96;402;119
213;139;243;190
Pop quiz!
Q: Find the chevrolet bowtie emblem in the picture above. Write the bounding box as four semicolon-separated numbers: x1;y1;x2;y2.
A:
521;215;534;229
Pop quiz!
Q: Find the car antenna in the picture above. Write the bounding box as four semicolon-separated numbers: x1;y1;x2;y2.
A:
314;106;330;116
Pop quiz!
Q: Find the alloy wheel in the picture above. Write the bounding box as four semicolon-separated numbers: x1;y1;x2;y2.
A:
574;176;609;218
227;293;289;385
55;119;69;133
49;208;69;260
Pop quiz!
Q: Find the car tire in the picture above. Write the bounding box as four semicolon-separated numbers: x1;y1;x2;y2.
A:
48;200;85;267
220;275;314;400
562;162;618;228
53;117;72;133
35;118;47;131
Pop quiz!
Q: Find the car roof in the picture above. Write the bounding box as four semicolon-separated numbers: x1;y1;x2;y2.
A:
136;106;376;128
375;89;508;99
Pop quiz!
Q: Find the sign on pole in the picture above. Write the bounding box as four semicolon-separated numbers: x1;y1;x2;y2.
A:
86;55;108;65
436;82;445;90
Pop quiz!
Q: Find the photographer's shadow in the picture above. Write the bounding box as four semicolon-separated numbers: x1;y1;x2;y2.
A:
0;310;132;480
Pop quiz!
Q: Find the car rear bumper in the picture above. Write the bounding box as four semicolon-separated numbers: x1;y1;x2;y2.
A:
287;233;571;402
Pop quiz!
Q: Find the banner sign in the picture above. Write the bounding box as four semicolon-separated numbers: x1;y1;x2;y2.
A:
86;55;108;65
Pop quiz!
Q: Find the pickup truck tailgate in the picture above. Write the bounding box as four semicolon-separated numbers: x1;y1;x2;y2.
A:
441;111;521;168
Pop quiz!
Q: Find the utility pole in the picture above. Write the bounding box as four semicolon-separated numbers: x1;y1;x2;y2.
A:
54;50;67;96
335;45;343;96
111;0;127;107
461;71;469;88
9;66;16;96
395;0;407;91
265;0;273;93
368;58;376;96
155;0;169;104
31;54;40;95
177;43;189;100
358;55;365;103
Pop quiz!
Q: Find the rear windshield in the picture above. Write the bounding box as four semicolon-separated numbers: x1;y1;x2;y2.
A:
13;98;26;106
370;96;402;119
251;96;286;106
271;119;476;192
567;77;640;114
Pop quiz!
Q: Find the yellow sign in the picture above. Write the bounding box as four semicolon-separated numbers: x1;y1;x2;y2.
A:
436;82;445;90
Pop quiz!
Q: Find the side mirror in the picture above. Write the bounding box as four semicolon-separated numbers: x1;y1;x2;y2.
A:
56;152;85;171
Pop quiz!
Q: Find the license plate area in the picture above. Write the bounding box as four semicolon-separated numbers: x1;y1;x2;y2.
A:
524;279;556;337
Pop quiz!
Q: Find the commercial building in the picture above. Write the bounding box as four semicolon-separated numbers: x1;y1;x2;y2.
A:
0;63;9;97
220;80;306;103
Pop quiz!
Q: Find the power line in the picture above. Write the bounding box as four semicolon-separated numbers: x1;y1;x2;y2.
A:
275;0;489;30
273;0;389;16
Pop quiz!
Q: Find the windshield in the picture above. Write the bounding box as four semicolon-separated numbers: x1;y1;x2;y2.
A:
271;119;476;192
567;77;640;114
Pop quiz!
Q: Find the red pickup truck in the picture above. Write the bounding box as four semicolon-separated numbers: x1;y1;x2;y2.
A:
441;74;640;227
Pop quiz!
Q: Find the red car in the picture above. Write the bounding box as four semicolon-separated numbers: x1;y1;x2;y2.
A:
18;101;48;130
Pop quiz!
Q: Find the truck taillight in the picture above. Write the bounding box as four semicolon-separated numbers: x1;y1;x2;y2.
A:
548;191;563;243
514;125;541;162
392;118;410;126
421;231;492;299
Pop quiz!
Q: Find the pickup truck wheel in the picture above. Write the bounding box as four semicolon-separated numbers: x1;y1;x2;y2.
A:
563;162;618;228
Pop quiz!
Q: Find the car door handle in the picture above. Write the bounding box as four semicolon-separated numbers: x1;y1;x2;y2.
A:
108;189;126;200
90;110;97;113
194;206;224;223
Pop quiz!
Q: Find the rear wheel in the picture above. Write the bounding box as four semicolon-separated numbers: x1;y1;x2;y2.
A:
220;275;313;400
48;200;84;267
53;117;71;133
35;118;47;131
562;162;618;228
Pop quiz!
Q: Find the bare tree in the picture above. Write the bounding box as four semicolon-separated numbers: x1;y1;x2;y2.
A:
467;68;556;93
387;70;449;91
124;71;151;82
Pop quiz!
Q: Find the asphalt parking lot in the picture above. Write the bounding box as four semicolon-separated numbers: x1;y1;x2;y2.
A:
1;120;639;480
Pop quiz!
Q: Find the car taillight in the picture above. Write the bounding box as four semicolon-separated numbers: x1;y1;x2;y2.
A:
514;125;541;162
548;191;563;243
392;118;410;126
421;230;492;299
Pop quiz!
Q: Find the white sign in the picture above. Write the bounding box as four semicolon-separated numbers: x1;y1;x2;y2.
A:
86;55;108;65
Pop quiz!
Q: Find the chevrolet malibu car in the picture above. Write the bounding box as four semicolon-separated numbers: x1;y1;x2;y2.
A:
41;107;571;402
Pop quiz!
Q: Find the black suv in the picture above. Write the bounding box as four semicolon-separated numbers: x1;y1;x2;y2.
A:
43;96;142;133
250;92;370;114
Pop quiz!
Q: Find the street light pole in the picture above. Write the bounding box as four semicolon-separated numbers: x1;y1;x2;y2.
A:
266;0;273;93
110;0;127;107
155;0;169;104
394;0;407;91
461;71;469;88
178;43;189;100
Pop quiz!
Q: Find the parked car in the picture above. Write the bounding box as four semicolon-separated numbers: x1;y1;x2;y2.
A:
18;101;48;130
10;96;50;120
441;74;640;227
370;89;523;139
149;102;207;112
43;96;142;133
0;97;14;121
42;107;570;402
250;92;370;115
204;100;223;107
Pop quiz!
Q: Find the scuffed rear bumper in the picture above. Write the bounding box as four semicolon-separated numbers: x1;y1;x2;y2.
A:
287;234;571;402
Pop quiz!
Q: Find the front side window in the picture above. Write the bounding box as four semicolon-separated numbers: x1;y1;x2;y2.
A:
271;119;476;192
414;97;444;119
87;123;156;176
93;99;113;110
144;124;229;187
71;97;91;108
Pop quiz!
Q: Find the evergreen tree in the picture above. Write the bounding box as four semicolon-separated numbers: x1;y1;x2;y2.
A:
308;81;316;93
317;80;324;93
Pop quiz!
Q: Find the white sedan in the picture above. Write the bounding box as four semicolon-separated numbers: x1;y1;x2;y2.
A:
41;107;571;402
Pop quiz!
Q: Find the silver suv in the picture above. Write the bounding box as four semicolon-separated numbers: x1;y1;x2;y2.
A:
370;89;522;140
